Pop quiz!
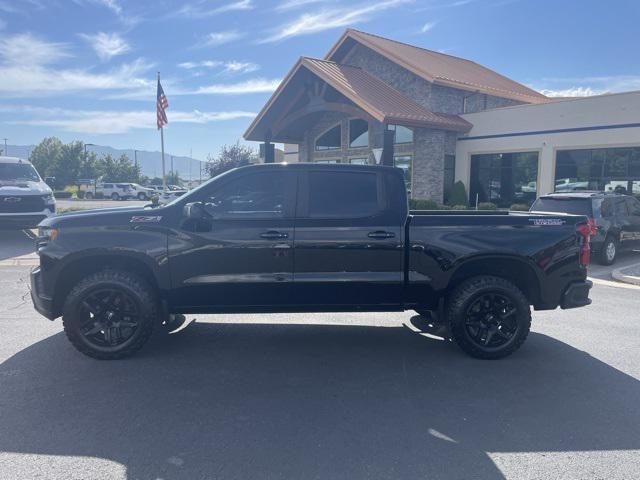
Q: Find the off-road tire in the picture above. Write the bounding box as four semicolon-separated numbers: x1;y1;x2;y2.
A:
62;270;157;360
447;275;531;360
598;235;617;266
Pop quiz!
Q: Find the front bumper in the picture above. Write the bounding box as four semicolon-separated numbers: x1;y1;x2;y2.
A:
30;266;56;320
560;280;593;309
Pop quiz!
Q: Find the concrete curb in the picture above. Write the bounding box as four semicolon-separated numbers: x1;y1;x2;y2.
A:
612;263;640;286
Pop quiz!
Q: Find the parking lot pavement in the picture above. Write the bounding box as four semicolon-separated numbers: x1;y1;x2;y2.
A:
0;261;639;479
587;249;640;280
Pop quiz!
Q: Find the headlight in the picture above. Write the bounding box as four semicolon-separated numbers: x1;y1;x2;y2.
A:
38;226;59;241
43;193;55;204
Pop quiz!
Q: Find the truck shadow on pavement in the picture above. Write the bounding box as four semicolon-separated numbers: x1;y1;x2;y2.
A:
0;230;34;261
0;321;639;479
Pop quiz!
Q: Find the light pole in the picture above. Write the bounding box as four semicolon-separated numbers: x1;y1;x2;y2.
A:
84;143;95;194
2;138;7;156
134;149;138;169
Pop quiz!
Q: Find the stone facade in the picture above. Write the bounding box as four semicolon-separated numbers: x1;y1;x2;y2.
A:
291;42;526;203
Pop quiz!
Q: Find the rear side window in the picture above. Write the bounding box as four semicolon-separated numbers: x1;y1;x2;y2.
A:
531;198;593;216
307;171;380;218
614;198;628;216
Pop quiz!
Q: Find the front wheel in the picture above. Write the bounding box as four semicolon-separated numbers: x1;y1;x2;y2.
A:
62;270;157;359
447;276;531;359
111;192;119;201
137;192;147;200
598;235;617;265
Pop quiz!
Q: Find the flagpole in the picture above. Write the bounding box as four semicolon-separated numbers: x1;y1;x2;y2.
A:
158;72;167;192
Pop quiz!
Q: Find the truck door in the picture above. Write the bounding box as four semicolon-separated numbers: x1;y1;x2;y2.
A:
169;168;297;309
292;167;405;307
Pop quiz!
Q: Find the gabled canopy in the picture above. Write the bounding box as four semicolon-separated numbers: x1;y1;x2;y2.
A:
244;57;471;143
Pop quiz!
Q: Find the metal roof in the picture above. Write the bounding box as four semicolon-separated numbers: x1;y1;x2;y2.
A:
327;29;549;104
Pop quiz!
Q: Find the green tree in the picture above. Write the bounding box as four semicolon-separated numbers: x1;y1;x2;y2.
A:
447;181;468;206
166;170;182;186
29;137;63;179
97;154;141;183
51;141;83;188
206;141;257;178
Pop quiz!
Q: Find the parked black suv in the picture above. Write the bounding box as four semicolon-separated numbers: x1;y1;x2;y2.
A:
531;192;640;265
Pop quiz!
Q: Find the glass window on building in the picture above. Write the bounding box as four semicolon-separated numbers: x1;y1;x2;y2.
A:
555;147;640;196
469;152;539;208
349;119;369;148
443;155;456;204
349;158;368;165
316;159;339;164
387;124;414;144
315;124;341;151
394;155;412;194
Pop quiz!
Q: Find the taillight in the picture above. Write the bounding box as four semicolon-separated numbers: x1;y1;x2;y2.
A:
576;222;591;266
587;218;597;236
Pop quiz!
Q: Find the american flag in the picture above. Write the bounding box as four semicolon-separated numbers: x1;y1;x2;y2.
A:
156;77;169;130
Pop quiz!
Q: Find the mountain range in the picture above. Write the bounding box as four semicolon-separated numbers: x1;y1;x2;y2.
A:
2;144;208;181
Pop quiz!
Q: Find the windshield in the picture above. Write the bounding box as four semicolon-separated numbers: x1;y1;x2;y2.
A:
531;197;593;216
0;163;40;182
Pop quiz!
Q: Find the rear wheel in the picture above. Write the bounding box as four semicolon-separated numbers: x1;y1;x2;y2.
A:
599;235;617;265
447;276;531;359
62;270;157;360
137;192;147;200
111;192;120;201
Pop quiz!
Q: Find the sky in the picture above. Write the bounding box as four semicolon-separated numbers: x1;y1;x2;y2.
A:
0;0;639;160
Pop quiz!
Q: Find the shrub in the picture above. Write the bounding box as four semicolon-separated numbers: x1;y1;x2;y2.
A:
451;204;468;210
53;191;72;199
477;202;497;210
447;181;468;206
510;203;530;212
438;204;452;210
409;199;439;210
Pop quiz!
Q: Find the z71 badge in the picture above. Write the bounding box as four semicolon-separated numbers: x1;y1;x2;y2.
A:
530;218;565;226
130;216;162;223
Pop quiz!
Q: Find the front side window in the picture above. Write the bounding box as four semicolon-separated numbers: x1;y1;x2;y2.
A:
315;124;341;151
196;172;287;219
394;155;412;194
387;124;413;144
349;119;368;148
307;171;379;218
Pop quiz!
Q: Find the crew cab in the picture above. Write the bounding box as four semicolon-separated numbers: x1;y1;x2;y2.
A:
0;156;56;229
31;164;592;360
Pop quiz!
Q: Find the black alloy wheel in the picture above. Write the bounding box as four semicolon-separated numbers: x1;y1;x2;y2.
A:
63;270;156;359
76;287;140;349
447;276;531;359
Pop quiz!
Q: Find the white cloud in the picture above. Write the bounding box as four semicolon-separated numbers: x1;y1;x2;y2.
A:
80;32;130;61
420;21;437;33
177;0;253;18
0;58;153;97
222;61;259;74
178;60;223;69
201;30;245;47
533;75;640;98
0;33;70;66
276;0;331;11
1;105;256;134
260;0;413;43
192;78;281;95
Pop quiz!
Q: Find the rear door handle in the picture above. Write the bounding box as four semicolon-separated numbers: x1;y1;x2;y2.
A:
260;230;288;239
368;231;395;239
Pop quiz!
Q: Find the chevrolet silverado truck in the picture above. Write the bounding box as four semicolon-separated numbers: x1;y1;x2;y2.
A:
31;163;593;360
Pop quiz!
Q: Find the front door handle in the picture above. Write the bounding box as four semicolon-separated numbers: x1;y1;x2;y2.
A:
368;231;395;239
260;230;288;240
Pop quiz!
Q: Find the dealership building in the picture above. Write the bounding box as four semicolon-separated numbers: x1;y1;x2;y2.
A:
244;29;640;207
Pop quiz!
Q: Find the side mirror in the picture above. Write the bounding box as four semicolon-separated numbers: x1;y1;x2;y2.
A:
184;202;207;219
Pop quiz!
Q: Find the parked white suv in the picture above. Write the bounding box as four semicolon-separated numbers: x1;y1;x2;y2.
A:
128;183;156;200
85;183;133;200
0;156;56;229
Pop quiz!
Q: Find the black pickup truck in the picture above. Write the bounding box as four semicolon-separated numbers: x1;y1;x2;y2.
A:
31;163;593;360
